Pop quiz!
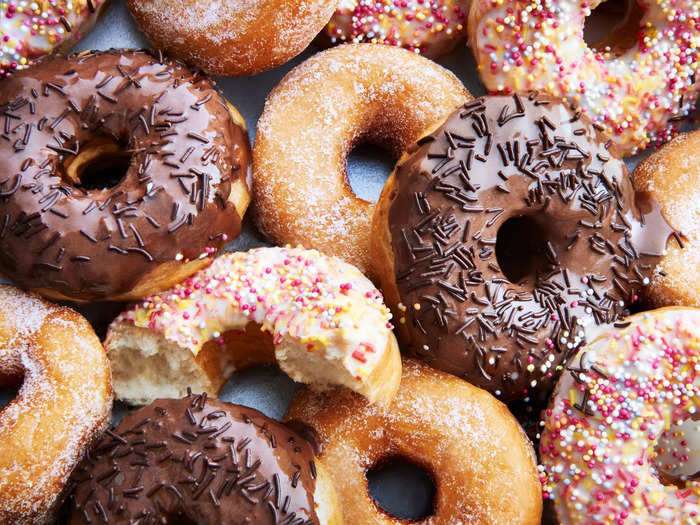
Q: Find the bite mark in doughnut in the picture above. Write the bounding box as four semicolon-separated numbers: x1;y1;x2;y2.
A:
105;246;401;407
0;285;112;525
253;43;470;275
126;0;336;76
322;0;469;58
67;394;342;524
372;93;675;402
286;359;543;524
539;308;700;524
0;49;251;302
468;0;700;155
0;0;110;76
633;130;700;308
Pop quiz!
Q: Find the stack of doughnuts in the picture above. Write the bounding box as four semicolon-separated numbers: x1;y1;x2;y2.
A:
0;1;698;524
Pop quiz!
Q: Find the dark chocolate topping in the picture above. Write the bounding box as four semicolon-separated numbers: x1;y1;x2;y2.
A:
386;93;675;402
67;394;319;524
0;50;250;300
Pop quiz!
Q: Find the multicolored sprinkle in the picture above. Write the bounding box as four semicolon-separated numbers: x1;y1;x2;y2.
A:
540;308;699;524
470;0;700;154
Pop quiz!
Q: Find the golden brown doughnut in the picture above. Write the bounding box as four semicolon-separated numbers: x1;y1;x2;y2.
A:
0;285;112;524
632;130;700;308
286;359;543;524
253;43;470;275
126;0;337;76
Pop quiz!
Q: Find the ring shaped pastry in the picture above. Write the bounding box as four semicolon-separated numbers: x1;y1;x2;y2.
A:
0;50;251;302
253;43;469;276
540;308;700;523
0;285;112;524
468;0;700;155
286;359;543;524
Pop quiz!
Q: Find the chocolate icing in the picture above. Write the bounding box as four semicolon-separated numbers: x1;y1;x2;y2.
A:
67;394;319;524
385;93;676;401
0;50;250;300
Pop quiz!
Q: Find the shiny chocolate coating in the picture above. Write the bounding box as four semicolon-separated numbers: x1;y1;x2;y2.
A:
385;93;675;402
67;394;319;524
0;50;249;300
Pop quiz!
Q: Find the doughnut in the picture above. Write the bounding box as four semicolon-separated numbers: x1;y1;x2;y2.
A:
372;93;676;402
0;285;112;524
0;49;251;302
539;308;699;523
632;130;700;308
126;0;336;76
66;394;342;524
286;358;543;524
105;246;401;407
321;0;470;58
0;0;110;77
468;0;700;155
253;43;469;275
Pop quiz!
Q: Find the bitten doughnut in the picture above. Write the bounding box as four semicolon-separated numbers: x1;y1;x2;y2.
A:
0;49;251;302
540;308;699;523
67;394;342;524
0;285;112;524
286;359;543;524
126;0;336;76
633;130;700;308
372;93;675;402
105;246;401;407
253;43;469;275
0;0;110;77
321;0;470;58
468;0;700;155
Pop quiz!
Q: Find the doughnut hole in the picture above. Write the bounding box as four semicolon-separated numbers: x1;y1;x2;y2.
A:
654;416;700;488
346;143;395;203
61;138;132;190
496;215;551;285
367;456;436;520
583;0;643;57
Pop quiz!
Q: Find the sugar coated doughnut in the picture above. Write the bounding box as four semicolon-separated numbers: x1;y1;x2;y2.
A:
0;0;110;77
286;359;543;524
372;93;675;402
0;285;112;524
105;246;401;407
254;43;469;275
0;49;251;302
539;308;700;524
322;0;470;58
633;130;700;308
67;394;342;524
126;0;336;76
468;0;700;155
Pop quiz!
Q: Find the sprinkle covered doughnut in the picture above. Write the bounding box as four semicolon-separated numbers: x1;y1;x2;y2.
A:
106;246;401;407
539;308;700;523
0;0;110;77
67;394;342;524
468;0;700;155
254;44;469;275
372;93;674;402
633;130;700;308
0;50;251;302
322;0;470;58
126;0;336;76
0;285;112;524
286;359;543;524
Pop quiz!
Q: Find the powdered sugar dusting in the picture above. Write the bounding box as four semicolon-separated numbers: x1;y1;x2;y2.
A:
253;44;469;272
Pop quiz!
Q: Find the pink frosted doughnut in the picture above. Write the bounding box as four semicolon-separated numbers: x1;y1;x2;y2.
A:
540;308;699;524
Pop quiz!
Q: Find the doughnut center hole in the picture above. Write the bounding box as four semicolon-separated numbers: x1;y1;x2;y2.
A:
346;142;395;203
0;387;16;411
583;0;643;56
653;417;700;487
367;457;435;520
63;139;131;190
496;215;551;285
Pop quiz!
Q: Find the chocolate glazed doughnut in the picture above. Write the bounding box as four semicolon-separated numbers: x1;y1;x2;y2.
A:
372;93;677;402
0;50;251;302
